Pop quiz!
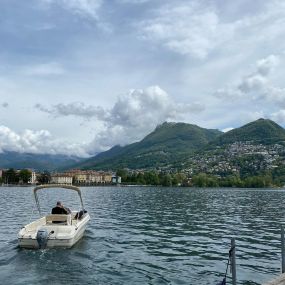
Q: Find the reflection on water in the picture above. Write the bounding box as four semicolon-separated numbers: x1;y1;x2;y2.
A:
0;186;285;284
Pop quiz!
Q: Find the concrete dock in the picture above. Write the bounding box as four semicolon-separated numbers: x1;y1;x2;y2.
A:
263;274;285;285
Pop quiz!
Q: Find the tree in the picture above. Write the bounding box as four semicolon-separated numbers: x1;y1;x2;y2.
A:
116;169;128;182
3;168;18;184
207;176;218;187
192;173;208;187
137;173;146;185
220;175;243;187
172;173;187;186
191;173;219;187
172;174;179;186
37;171;51;184
126;173;137;183
161;174;172;186
19;169;32;184
272;166;285;186
144;171;159;185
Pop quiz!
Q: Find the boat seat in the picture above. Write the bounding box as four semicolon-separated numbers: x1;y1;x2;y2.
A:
46;214;71;225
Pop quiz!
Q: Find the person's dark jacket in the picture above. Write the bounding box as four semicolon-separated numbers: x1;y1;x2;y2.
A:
51;206;68;215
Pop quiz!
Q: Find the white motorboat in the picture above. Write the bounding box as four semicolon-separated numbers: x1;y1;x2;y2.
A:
18;184;90;249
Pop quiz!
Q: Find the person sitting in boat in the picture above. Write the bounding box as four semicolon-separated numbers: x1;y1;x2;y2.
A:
52;201;70;215
75;209;88;220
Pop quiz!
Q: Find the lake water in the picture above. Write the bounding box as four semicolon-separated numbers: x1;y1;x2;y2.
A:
0;186;285;285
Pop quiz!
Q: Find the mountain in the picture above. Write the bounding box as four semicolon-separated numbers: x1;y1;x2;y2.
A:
0;151;84;171
3;118;284;172
185;118;285;179
211;118;285;146
76;122;222;170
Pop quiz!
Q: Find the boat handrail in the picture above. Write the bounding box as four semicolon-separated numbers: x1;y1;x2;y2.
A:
34;184;81;193
33;184;85;216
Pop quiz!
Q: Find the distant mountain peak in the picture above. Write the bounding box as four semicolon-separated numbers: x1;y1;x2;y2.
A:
76;121;222;170
155;121;178;129
0;151;84;171
213;118;285;146
4;118;285;171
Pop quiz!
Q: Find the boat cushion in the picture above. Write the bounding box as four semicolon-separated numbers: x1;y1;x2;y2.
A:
46;214;71;225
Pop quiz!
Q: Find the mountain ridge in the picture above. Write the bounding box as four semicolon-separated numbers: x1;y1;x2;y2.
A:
75;121;223;170
76;118;285;170
76;121;222;170
2;118;285;172
0;151;84;171
211;118;285;146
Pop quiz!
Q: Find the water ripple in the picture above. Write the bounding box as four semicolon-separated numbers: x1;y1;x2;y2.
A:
0;187;285;284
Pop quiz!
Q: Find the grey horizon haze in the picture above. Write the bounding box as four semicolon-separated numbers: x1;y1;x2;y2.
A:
1;0;285;157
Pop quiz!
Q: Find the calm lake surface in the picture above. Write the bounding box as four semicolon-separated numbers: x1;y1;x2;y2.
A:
0;186;285;285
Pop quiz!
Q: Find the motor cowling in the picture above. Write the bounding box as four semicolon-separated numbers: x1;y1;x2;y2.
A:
36;228;49;249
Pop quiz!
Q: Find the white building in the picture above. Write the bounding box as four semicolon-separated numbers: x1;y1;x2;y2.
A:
112;176;121;184
28;171;37;184
50;174;73;185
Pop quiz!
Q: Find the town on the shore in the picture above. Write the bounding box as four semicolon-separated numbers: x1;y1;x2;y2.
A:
0;163;283;188
0;168;188;187
1;141;285;188
0;169;121;186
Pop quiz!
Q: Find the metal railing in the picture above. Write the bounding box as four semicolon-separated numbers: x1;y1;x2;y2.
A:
227;225;285;285
231;238;237;285
281;225;285;273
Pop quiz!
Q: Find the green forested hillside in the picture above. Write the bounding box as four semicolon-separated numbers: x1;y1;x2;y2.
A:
77;122;222;170
4;118;285;176
211;118;285;146
76;118;285;172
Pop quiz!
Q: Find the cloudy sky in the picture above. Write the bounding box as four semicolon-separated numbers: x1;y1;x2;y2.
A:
1;0;285;157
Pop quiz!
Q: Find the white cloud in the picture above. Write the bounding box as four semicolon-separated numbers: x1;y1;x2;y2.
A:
42;0;103;19
0;126;89;157
35;102;106;120
36;85;205;153
214;54;285;105
21;62;65;76
4;1;285;157
256;55;280;76
138;1;285;59
139;2;221;59
245;111;266;123
222;127;233;133
214;87;243;100
271;110;285;124
117;0;150;4
87;86;204;152
107;86;204;126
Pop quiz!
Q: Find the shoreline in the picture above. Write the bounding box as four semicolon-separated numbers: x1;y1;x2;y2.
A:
0;184;283;189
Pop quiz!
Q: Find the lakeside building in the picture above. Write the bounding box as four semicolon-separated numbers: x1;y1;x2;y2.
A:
112;175;121;184
1;168;119;186
66;170;114;185
50;173;73;185
0;168;37;185
28;170;37;184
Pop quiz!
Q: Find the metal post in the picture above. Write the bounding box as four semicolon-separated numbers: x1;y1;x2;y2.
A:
231;238;237;285
281;224;285;273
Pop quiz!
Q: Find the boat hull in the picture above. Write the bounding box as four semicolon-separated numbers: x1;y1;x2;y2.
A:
18;214;90;249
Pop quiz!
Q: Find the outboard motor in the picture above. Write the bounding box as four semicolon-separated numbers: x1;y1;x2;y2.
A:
36;229;49;249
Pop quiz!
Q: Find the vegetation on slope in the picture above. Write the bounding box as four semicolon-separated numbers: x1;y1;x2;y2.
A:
77;122;222;170
212;118;285;146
